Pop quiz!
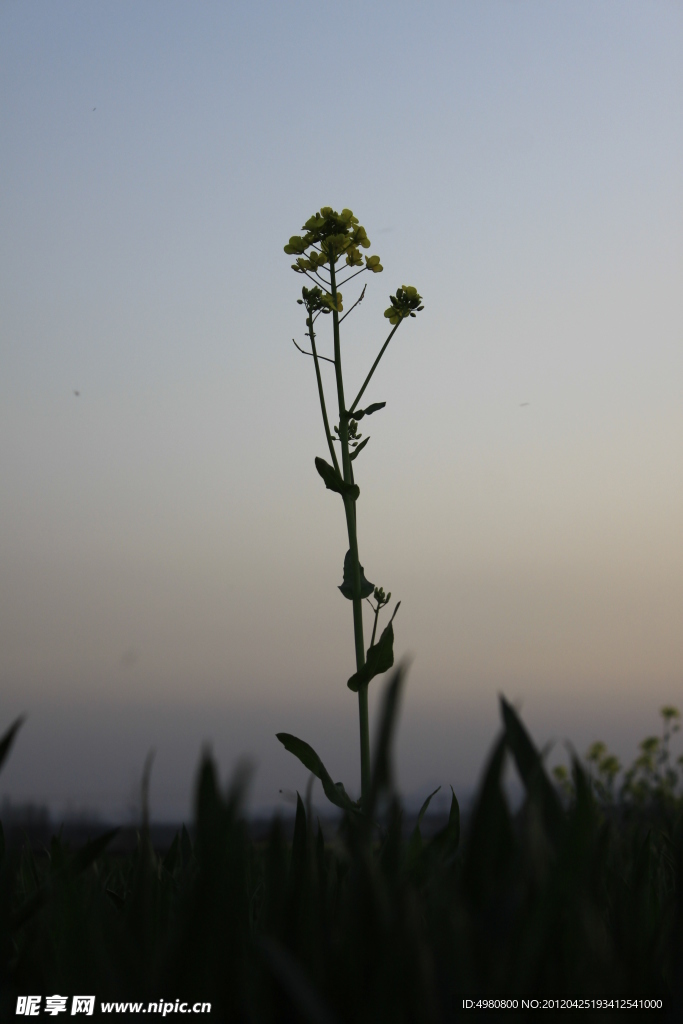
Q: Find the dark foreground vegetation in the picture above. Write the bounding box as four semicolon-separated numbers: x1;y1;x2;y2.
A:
1;674;682;1022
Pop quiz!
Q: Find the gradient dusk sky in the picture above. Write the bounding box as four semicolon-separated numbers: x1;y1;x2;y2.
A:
1;1;682;821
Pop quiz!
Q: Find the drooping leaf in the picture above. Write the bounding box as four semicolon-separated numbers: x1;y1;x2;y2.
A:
347;603;400;691
314;457;360;500
276;733;356;813
338;548;374;600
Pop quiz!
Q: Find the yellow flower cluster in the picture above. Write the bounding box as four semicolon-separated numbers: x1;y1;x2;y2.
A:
384;286;424;325
284;207;383;275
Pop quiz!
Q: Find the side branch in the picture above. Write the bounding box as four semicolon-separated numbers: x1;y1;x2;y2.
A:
348;322;401;415
336;267;368;288
301;270;332;291
309;331;341;474
292;339;335;364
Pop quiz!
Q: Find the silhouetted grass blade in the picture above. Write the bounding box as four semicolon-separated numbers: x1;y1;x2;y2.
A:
377;796;404;877
10;828;119;932
162;832;180;874
407;787;441;863
0;717;24;775
429;787;460;861
500;695;565;842
288;794;309;905
368;665;405;817
462;732;514;906
180;823;193;866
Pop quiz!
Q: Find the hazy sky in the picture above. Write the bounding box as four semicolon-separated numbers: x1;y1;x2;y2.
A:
1;1;682;821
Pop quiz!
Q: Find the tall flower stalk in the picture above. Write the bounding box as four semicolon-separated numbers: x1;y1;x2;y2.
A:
277;207;423;815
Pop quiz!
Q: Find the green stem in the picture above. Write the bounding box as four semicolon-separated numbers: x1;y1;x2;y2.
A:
370;601;380;647
330;258;370;811
308;319;340;474
349;321;401;415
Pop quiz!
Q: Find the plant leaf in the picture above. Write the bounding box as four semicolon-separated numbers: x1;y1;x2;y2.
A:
352;402;385;421
363;402;386;416
314;457;360;500
349;437;370;461
338;548;374;600
276;733;356;813
347;607;399;691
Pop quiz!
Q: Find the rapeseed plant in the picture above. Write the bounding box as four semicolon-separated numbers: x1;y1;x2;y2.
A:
277;208;423;814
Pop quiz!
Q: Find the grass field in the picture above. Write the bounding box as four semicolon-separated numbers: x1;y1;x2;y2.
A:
1;675;682;1021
